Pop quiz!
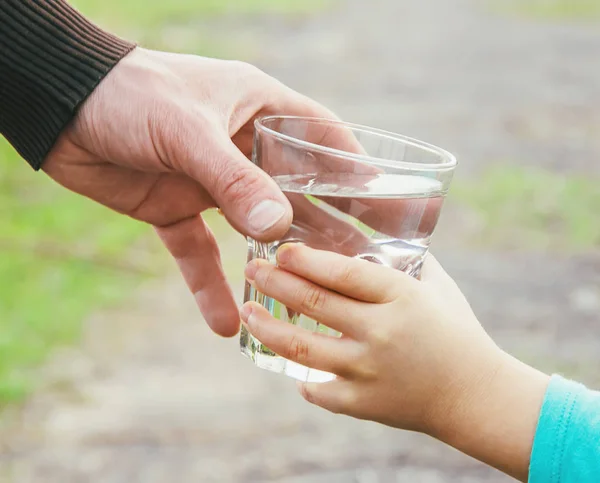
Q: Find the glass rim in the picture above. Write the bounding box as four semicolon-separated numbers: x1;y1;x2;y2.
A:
254;115;457;171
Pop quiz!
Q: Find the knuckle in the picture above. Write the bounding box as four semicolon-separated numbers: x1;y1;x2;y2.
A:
396;286;425;314
235;60;263;78
353;355;378;381
227;59;256;73
334;387;359;415
299;285;326;314
330;262;355;287
256;265;275;292
217;164;262;203
228;60;273;100
367;326;392;348
286;335;310;364
356;365;378;381
389;284;413;306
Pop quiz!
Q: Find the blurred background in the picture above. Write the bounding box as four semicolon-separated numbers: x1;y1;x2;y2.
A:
0;0;599;481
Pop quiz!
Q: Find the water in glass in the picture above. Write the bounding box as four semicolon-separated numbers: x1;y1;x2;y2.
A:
241;171;446;382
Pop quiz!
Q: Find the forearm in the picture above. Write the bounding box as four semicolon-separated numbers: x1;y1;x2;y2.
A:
0;0;134;169
431;352;550;481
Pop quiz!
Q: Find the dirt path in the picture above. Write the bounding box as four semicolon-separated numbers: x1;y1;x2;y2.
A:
2;0;600;481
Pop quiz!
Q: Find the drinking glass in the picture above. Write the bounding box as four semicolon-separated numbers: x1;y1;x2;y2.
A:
240;116;457;382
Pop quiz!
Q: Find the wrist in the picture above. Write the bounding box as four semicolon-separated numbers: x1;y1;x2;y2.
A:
0;0;135;169
425;341;507;440
429;348;550;481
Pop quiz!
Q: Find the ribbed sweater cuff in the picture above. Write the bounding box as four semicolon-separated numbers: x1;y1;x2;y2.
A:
0;0;136;169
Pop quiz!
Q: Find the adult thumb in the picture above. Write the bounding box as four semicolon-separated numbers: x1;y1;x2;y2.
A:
186;134;293;241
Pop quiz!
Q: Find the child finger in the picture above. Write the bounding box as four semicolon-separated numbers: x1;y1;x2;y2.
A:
296;378;360;417
246;259;368;338
275;244;414;303
241;302;363;377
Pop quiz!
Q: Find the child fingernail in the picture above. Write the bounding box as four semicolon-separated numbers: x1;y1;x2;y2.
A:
276;244;293;264
239;304;253;323
240;304;260;330
247;311;259;329
245;260;259;281
240;305;258;331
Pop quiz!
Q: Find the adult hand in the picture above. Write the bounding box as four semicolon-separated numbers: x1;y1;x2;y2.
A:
43;47;337;337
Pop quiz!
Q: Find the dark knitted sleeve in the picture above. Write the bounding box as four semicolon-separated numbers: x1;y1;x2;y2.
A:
0;0;135;170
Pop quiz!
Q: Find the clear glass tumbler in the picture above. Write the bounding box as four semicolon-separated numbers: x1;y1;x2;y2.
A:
241;116;457;382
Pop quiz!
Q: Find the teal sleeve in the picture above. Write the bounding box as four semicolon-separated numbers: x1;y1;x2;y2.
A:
529;375;600;482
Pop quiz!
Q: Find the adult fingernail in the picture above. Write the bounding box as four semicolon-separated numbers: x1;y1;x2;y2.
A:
248;200;286;234
245;260;259;282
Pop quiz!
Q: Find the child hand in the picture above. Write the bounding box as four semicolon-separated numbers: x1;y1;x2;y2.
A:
241;244;549;481
241;243;500;432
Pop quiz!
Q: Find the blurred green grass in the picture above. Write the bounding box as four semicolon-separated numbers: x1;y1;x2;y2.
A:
0;0;324;407
497;0;600;20
72;0;332;55
0;142;155;404
73;0;330;27
452;166;600;251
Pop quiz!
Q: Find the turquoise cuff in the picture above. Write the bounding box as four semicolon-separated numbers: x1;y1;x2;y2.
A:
529;375;587;483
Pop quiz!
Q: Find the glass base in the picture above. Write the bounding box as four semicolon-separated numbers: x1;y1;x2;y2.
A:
241;328;335;383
